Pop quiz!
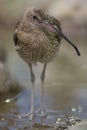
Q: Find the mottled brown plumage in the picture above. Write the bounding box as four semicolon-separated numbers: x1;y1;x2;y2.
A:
14;8;62;64
13;8;80;120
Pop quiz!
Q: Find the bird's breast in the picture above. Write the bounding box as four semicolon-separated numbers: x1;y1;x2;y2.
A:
17;30;60;64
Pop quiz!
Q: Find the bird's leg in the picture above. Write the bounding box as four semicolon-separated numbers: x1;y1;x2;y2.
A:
29;64;35;120
41;63;47;112
36;63;47;117
18;64;35;120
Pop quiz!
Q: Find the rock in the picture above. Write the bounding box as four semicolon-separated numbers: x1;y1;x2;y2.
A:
69;120;87;130
0;46;22;102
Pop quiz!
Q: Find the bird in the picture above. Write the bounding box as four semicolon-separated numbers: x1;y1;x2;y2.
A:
13;7;80;120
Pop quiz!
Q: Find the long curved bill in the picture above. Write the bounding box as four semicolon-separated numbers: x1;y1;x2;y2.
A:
41;21;81;56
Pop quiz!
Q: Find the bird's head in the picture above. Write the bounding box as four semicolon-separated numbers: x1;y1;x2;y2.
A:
21;8;45;30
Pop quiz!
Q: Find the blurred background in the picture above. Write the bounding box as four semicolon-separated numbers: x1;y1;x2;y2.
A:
0;0;87;129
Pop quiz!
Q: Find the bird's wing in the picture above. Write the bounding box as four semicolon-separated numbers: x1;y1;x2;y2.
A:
13;21;20;46
43;14;62;42
45;15;61;31
13;32;18;46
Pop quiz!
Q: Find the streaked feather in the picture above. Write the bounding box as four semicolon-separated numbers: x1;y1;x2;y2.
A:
13;8;62;64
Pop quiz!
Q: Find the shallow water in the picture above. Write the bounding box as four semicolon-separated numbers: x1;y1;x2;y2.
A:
0;39;87;129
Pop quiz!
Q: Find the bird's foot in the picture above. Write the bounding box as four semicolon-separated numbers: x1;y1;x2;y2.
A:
17;112;35;120
36;108;48;118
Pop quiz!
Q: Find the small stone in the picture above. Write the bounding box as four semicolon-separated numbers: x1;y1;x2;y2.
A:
69;120;87;130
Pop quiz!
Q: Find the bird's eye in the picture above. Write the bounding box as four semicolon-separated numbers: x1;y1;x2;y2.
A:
33;16;37;19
